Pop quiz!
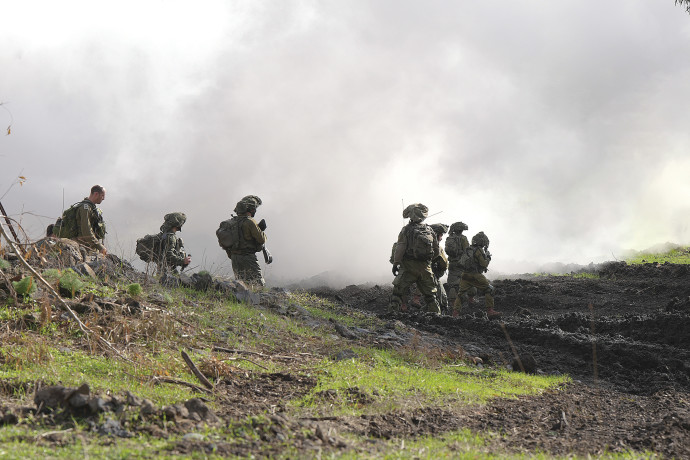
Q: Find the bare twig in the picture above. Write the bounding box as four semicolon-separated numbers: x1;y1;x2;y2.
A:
223;356;269;371
180;350;214;390
151;376;212;394
212;346;298;361
499;323;524;372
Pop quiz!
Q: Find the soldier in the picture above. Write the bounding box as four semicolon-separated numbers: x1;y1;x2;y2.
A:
389;203;440;314
51;185;107;255
444;221;470;305
430;223;449;314
218;195;267;286
156;212;191;275
453;231;501;318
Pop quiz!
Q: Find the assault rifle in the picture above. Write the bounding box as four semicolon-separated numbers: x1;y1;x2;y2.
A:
262;246;273;264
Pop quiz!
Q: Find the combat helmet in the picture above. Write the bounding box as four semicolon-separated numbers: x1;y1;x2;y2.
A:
449;222;468;234
402;203;428;223
430;223;449;235
160;212;187;232
234;195;262;215
471;231;489;248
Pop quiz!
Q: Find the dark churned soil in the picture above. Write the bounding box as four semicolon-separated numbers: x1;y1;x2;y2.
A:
308;261;690;458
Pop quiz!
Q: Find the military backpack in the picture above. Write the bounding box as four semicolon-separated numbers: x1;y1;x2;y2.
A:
52;200;106;240
216;217;241;251
404;223;436;261
459;246;479;272
135;233;166;263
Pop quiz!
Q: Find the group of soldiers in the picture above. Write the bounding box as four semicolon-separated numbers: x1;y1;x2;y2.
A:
389;203;501;318
46;188;498;318
48;186;269;286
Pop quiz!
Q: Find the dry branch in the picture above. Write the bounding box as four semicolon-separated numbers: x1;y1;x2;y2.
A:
151;376;212;394
0;220;131;363
212;346;298;361
181;350;214;390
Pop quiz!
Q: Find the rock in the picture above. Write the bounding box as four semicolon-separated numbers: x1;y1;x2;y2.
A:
88;397;108;413
72;263;97;279
99;418;133;438
330;319;359;340
184;399;220;424
333;349;358;361
140;399;156;416
512;353;537;373
182;433;205;441
125;391;142;407
34;385;70;411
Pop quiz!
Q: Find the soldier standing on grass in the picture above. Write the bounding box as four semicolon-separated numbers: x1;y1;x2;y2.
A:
217;195;268;286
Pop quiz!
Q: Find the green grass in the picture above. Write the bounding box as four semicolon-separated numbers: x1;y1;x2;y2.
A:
295;348;568;416
625;246;690;265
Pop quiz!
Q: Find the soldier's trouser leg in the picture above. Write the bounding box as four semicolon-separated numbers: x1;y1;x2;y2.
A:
446;270;461;305
390;271;414;312
231;253;265;287
435;277;448;313
415;270;440;314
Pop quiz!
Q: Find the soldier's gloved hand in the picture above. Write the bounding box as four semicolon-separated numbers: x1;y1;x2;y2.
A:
392;263;401;276
258;219;267;231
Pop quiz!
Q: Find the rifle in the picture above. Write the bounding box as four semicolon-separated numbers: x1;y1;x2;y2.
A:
262;246;273;264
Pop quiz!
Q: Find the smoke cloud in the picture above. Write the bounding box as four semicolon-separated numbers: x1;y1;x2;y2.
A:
2;1;689;286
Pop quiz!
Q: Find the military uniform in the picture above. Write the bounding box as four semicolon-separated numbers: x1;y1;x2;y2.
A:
227;216;267;286
453;231;500;317
444;223;469;305
225;196;267;287
389;204;440;314
55;198;106;252
156;213;189;275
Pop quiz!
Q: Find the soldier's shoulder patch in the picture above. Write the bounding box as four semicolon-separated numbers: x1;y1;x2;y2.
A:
83;204;91;210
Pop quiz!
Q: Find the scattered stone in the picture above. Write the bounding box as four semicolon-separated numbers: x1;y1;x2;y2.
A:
330;319;359;340
333;349;358;361
99;418;133;438
182;433;205;442
512;353;537;373
184;398;220;424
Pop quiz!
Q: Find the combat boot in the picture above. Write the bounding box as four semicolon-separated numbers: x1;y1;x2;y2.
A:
486;307;502;318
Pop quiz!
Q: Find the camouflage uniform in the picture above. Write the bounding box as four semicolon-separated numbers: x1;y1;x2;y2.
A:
156;212;189;275
227;196;267;286
389;204;440;314
453;232;500;317
444;222;469;305
430;224;449;313
55;198;106;253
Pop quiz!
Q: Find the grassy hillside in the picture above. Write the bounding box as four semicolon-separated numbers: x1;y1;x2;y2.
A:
0;245;665;458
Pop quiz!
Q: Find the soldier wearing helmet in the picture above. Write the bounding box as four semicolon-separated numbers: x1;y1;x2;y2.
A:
389;204;441;314
453;231;501;318
444;221;470;305
157;212;191;275
224;195;268;286
430;223;450;313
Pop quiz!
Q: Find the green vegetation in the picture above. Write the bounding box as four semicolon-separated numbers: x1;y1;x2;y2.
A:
296;349;566;416
11;276;36;296
127;282;143;297
625;245;690;265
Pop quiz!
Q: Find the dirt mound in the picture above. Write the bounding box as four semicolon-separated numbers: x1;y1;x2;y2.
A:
315;262;690;395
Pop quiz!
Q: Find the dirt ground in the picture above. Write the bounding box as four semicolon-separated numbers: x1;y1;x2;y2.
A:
307;261;690;458
2;257;689;458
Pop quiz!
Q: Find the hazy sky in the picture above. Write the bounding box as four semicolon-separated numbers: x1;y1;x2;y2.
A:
2;1;689;285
